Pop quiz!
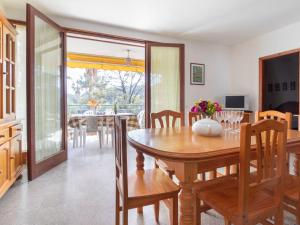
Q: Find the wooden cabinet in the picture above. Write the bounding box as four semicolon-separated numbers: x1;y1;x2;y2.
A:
0;143;9;191
10;134;22;179
0;13;23;198
2;22;16;120
0;122;23;198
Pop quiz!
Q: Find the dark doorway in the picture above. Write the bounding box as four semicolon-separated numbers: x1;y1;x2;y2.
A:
261;51;299;129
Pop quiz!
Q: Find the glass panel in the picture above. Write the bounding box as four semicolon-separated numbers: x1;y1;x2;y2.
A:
34;17;62;162
150;46;180;113
15;24;27;151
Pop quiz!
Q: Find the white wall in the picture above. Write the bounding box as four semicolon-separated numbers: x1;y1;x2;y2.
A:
5;8;232;113
230;21;300;111
0;2;4;13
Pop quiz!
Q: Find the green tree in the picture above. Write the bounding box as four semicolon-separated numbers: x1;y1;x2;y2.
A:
71;68;108;105
106;70;145;104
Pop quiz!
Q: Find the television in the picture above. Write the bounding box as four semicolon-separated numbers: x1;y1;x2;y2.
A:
221;95;249;111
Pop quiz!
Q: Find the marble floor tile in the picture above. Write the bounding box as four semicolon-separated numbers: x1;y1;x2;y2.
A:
0;136;297;225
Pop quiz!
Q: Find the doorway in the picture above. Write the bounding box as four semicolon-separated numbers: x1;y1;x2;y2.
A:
66;34;145;151
25;4;185;180
259;49;300;129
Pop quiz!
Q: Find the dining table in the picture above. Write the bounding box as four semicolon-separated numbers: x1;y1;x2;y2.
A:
127;126;300;225
68;113;139;129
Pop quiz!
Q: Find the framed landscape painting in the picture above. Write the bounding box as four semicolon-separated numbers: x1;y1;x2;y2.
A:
190;63;205;85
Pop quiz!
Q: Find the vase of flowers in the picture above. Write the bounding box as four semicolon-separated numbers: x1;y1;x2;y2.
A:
191;100;222;118
191;100;223;136
87;99;99;114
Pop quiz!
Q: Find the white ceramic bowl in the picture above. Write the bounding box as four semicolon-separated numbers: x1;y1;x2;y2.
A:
192;118;223;136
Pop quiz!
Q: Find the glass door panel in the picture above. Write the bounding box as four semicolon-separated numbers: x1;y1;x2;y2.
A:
34;17;62;162
27;4;67;180
146;43;184;127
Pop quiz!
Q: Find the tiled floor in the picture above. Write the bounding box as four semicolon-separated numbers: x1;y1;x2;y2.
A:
0;136;297;225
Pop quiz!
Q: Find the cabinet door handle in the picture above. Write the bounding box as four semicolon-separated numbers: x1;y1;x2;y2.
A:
0;170;2;174
0;135;5;138
16;128;22;131
10;156;15;159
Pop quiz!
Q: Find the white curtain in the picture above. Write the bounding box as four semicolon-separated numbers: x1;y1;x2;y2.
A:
150;46;180;113
34;17;62;162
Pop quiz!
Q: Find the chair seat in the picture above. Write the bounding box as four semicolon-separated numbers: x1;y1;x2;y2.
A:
250;172;300;203
128;169;180;201
197;177;278;223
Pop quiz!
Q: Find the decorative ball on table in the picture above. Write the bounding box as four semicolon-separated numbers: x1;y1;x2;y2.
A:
191;99;223;136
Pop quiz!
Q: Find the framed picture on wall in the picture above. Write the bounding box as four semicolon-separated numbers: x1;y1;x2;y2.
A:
190;63;205;85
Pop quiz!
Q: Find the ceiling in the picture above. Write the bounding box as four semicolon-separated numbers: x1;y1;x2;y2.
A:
3;0;300;45
67;35;145;59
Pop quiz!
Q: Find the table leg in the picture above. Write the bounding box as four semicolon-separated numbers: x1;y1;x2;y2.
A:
177;163;198;225
136;150;145;214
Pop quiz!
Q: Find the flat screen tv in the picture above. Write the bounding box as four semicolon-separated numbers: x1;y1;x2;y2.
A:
222;95;249;111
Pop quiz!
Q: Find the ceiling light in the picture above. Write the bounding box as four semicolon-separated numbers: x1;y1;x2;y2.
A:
125;49;132;65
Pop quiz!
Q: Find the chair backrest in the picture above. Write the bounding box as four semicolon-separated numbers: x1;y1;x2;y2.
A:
97;117;105;128
105;116;115;127
238;119;287;219
151;110;184;128
114;116;128;200
256;110;292;129
85;116;98;132
68;116;83;128
188;112;202;126
127;115;140;129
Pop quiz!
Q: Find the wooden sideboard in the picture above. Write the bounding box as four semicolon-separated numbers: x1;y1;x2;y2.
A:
0;12;23;198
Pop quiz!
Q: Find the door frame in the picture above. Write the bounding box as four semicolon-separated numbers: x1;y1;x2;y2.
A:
26;4;68;180
259;48;300;112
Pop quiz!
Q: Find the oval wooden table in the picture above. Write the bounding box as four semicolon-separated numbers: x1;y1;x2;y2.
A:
128;126;300;225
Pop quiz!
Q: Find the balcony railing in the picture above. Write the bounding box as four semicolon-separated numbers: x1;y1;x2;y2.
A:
68;104;144;115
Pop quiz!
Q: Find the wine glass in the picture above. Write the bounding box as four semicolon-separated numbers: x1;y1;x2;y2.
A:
228;111;236;132
215;111;223;124
224;111;231;131
236;111;244;132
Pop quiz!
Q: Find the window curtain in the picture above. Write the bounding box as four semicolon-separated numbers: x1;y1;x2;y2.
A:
150;46;180;113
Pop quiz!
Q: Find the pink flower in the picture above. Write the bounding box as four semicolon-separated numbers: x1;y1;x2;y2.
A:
191;106;199;113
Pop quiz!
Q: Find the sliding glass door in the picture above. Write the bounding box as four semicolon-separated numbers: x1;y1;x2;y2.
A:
145;43;184;127
27;4;67;180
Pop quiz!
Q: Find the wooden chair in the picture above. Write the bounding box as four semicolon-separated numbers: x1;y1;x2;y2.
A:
188;112;202;126
151;110;184;128
256;110;299;223
194;119;287;225
256;110;292;129
151;110;184;178
253;110;292;170
114;116;180;225
188;112;220;180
